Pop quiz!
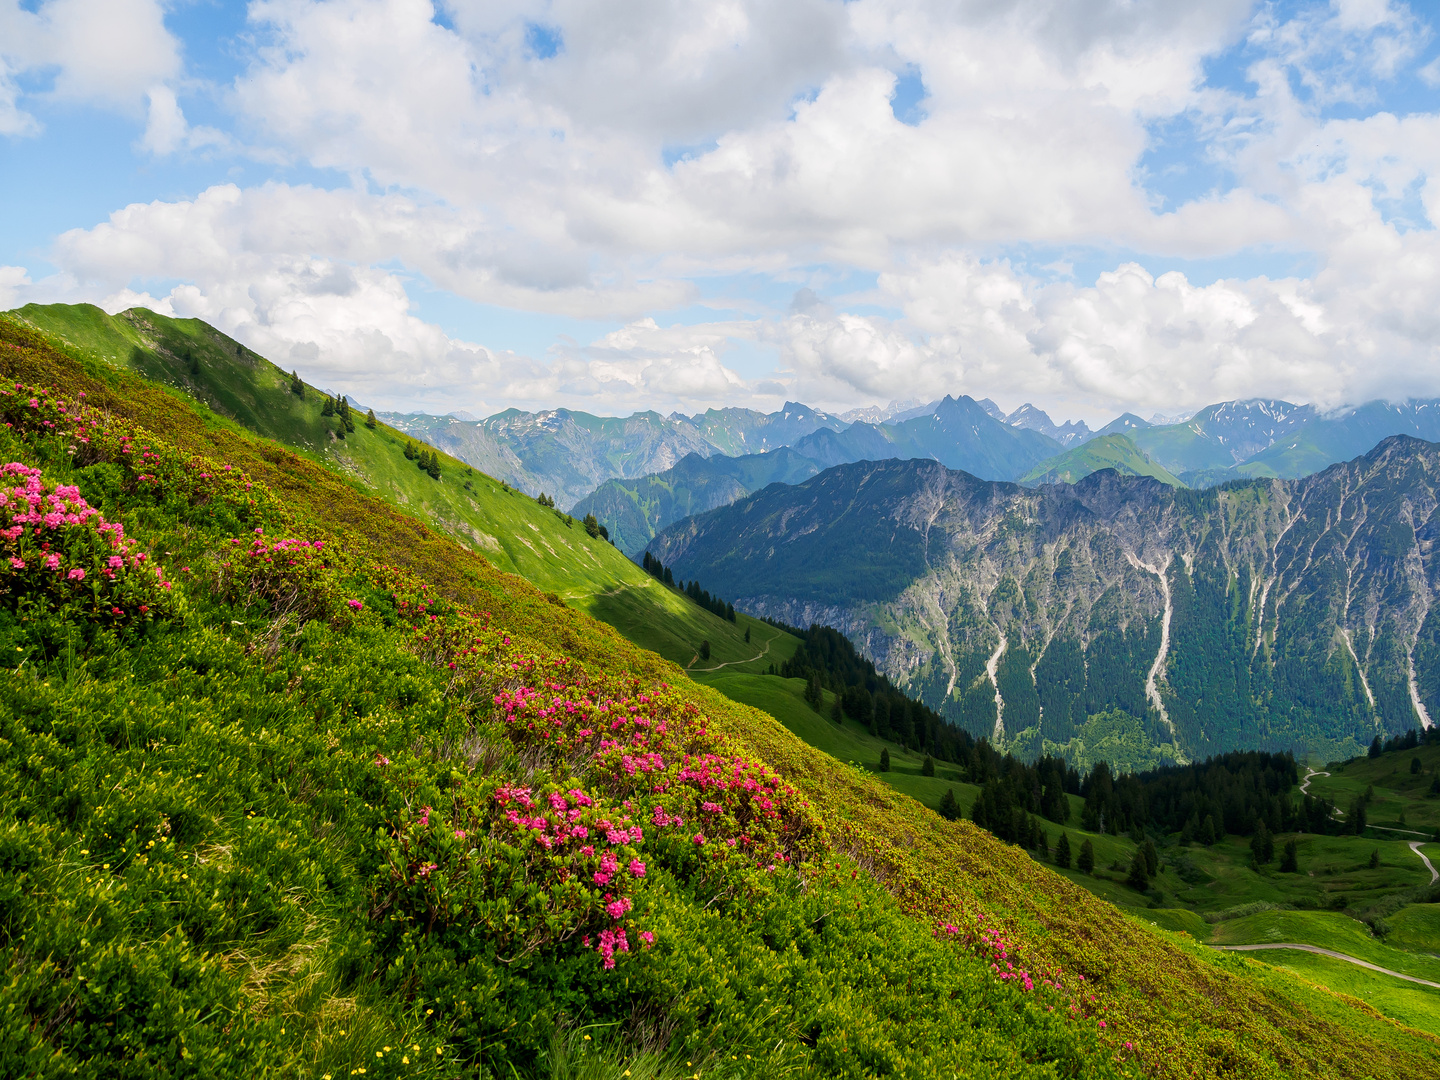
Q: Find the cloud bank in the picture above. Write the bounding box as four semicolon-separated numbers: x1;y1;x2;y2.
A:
5;0;1440;420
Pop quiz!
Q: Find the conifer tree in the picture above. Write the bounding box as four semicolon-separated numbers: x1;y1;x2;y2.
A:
1035;829;1048;860
1143;837;1158;876
1127;849;1149;891
699;640;710;661
1200;814;1217;846
922;755;935;777
583;512;602;538
879;748;890;773
1078;838;1095;874
1369;735;1383;758
939;788;960;821
1280;838;1299;873
830;698;843;723
1369;848;1381;869
1055;832;1072;869
290;370;304;396
365;408;377;429
744;626;750;644
404;440;416;459
322;395;335;417
1250;820;1273;865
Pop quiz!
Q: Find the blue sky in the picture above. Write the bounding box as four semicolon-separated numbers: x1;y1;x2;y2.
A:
2;0;1439;422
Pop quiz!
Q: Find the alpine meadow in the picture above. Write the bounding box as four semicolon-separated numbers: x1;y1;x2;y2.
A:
10;2;1440;1079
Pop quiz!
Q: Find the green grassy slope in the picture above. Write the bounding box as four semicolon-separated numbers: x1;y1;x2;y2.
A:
1212;910;1440;982
1021;433;1185;487
1247;949;1440;1036
4;320;1440;1077
1133;420;1239;474
7;303;776;675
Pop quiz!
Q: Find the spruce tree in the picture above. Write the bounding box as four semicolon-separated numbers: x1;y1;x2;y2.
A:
1280;838;1299;873
322;395;335;417
1055;832;1072;869
744;626;750;644
1350;798;1368;835
922;755;935;777
879;748;890;773
290;370;304;396
1143;837;1158;876
699;640;710;661
1369;735;1383;758
404;440;416;460
1369;848;1381;869
1250;821;1272;865
365;408;377;429
1200;814;1217;846
830;698;843;723
939;788;960;821
1078;838;1095;874
1127;849;1149;891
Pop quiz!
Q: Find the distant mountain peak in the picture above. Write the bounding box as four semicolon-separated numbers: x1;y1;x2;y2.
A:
1005;403;1094;447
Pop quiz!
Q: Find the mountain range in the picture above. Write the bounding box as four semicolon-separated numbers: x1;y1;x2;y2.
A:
380;400;847;508
647;440;1440;763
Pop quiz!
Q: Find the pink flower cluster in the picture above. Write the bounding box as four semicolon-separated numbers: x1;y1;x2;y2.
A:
0;460;175;616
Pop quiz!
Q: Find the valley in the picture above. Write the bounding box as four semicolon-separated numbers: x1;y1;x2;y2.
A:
8;301;1440;1073
649;452;1440;764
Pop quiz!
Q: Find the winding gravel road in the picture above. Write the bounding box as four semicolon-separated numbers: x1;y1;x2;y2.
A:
1300;768;1438;882
1212;943;1440;989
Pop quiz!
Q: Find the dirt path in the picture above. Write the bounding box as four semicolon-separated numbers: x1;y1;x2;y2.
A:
1212;943;1440;989
1299;767;1328;796
1411;840;1440;885
1301;769;1437;880
687;630;778;673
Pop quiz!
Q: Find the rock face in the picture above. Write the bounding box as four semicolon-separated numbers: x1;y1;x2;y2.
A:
648;438;1440;761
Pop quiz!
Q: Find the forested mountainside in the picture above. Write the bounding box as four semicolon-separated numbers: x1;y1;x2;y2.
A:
575;447;823;555
649;443;1440;763
383;401;845;508
8;296;1434;1079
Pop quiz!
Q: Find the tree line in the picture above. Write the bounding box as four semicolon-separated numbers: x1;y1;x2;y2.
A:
641;552;736;622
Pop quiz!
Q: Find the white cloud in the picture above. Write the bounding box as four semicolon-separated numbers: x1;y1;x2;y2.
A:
0;0;181;133
11;0;1440;422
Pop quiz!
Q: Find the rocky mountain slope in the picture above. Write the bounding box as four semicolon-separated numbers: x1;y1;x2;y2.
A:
648;440;1440;762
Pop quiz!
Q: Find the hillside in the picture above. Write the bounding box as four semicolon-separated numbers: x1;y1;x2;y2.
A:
2;307;1438;1079
1021;434;1184;487
648;448;1440;762
5;304;773;678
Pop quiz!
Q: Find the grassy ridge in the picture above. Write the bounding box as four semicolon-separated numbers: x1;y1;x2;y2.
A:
2;313;1438;1075
6;304;776;675
1021;433;1185;487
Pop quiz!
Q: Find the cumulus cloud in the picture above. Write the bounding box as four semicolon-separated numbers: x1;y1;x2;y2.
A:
0;0;181;131
9;0;1440;420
